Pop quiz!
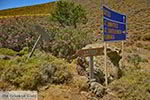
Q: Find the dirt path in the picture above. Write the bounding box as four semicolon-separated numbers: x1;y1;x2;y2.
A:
39;85;89;100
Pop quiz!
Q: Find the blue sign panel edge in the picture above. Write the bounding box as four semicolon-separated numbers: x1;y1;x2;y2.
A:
103;5;126;23
103;5;128;42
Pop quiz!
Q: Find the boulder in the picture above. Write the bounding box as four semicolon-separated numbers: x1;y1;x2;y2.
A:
89;81;106;97
84;43;122;83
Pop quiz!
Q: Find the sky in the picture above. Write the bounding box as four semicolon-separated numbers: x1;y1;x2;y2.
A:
0;0;56;10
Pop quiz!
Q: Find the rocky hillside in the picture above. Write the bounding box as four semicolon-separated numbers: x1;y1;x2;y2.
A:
1;0;150;44
75;0;150;42
0;0;150;100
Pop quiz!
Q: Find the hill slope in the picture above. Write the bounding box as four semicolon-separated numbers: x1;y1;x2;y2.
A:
0;2;55;17
0;0;150;100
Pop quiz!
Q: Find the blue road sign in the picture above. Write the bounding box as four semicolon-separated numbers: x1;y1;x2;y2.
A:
103;6;128;42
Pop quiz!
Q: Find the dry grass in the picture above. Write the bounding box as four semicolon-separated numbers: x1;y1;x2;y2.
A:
39;85;88;100
0;2;55;17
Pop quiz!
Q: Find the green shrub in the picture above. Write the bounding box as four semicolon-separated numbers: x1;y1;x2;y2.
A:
1;65;25;87
0;60;9;73
0;49;72;90
127;54;148;69
50;27;94;59
18;47;29;56
110;70;150;100
51;59;72;84
20;68;42;90
0;48;17;56
51;0;87;28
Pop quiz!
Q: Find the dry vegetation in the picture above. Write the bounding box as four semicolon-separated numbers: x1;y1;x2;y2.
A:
0;0;150;100
0;2;55;17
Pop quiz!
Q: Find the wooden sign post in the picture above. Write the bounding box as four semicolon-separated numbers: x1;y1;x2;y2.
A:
28;35;41;58
102;5;128;87
122;41;124;68
89;56;94;79
75;47;104;80
104;43;108;86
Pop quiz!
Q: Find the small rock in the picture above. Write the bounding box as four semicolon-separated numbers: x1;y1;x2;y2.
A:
89;82;105;98
90;79;96;83
80;91;88;96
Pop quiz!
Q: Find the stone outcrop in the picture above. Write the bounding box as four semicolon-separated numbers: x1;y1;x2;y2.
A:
76;43;123;84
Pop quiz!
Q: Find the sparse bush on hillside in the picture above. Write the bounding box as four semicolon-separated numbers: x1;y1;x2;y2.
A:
51;0;87;28
0;16;94;59
142;34;150;41
127;54;148;69
50;27;94;59
0;17;37;51
0;48;72;90
1;65;25;87
110;70;150;100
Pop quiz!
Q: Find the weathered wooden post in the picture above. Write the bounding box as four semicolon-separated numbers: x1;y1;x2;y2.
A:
122;41;124;68
28;35;41;58
104;42;108;86
89;56;94;79
75;47;104;80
